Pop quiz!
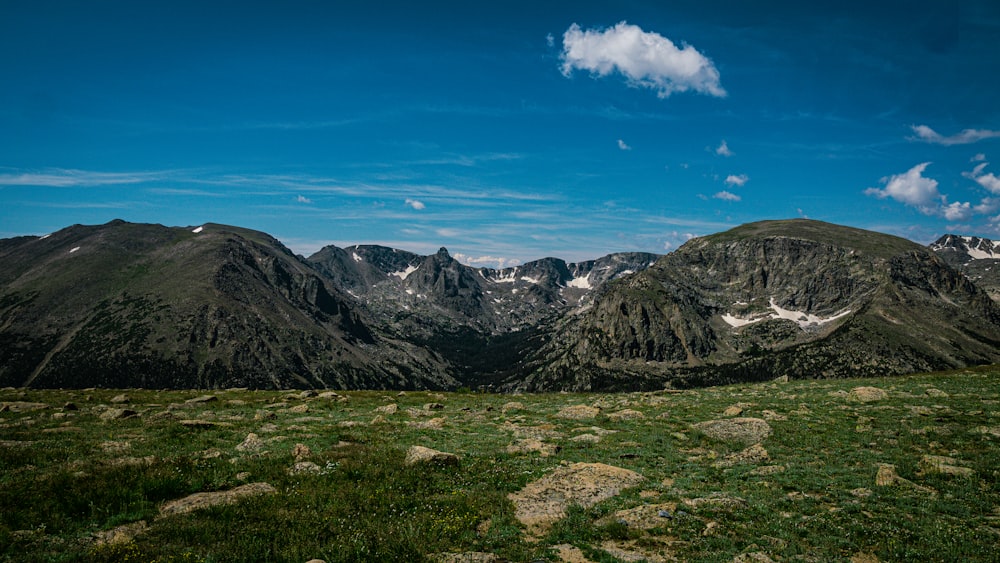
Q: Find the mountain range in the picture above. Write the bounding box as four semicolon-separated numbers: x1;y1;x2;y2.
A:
2;218;999;391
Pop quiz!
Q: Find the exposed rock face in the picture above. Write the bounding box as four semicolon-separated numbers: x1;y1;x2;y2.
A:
0;221;454;390
514;220;1000;391
930;234;1000;302
158;482;276;517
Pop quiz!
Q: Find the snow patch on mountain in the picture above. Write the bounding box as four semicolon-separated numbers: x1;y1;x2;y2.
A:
192;226;204;234
392;265;418;280
566;275;591;289
722;298;851;329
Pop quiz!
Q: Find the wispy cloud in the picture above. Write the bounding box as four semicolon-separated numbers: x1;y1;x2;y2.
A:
963;161;1000;194
296;195;313;204
725;174;748;187
617;139;632;151
715;140;733;157
560;21;725;99
713;190;741;201
404;198;426;210
0;168;169;187
910;125;1000;146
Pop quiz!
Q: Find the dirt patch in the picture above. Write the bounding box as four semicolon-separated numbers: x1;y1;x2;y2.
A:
508;462;644;537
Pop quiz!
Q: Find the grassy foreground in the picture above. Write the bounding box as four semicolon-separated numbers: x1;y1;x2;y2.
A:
2;367;999;562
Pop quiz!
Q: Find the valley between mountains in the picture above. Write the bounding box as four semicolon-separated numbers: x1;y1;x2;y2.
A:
1;218;999;391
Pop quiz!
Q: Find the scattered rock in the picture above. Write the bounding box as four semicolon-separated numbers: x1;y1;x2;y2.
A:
693;418;772;445
601;502;678;530
370;415;388;425
62;402;78;411
507;462;644;536
723;405;744;417
316;391;339;399
431;553;501;563
298;390;317;399
100;408;138;421
158;482;276;517
100;440;130;454
570;433;601;444
424;402;445;410
404;445;460;466
849;387;888;403
178;419;232;428
552;543;596;563
407;417;446;430
305;560;327;563
292;443;312;461
733;553;777;563
501;401;524;413
556;405;601;420
684;493;748;511
874;463;936;494
254;410;277;421
235;471;251;481
288;461;322;475
288;404;309;414
92;520;148;546
506;439;560;457
607;409;645;421
185;395;217;404
761;410;787;421
375;404;398;415
850;553;881;563
850;488;873;498
714;443;769;468
0;440;35;447
918;455;975;477
925;388;949;398
601;540;671;563
974;426;1000;437
236;433;266;452
110;394;130;404
0;401;49;413
749;465;786;476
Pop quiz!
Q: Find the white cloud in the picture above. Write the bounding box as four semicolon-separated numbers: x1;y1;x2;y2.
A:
724;174;748;187
963;161;1000;194
713;190;741;201
617;139;632;151
942;201;972;221
453;253;522;269
975;198;1000;215
910;125;1000;146
296;195;312;204
973;153;987;162
546;33;555;47
560;21;725;99
865;162;941;211
404;198;426;210
716;140;733;157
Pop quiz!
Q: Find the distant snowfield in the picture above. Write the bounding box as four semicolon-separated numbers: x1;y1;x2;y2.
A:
192;226;204;233
69;246;80;253
566;275;591;289
722;298;851;329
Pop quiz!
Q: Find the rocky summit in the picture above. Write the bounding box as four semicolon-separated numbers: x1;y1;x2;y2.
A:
1;218;999;390
930;233;1000;302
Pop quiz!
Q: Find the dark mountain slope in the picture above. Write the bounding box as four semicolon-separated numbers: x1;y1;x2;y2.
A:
514;219;1000;391
930;234;1000;302
0;221;453;389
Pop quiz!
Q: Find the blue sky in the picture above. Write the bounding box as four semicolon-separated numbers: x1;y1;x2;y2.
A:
2;0;999;266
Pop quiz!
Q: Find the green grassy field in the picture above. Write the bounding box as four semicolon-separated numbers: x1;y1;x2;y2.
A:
2;367;999;562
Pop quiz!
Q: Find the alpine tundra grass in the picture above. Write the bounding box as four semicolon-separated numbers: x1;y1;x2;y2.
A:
2;367;999;562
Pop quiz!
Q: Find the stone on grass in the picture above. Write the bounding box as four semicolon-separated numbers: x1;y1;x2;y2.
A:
507;462;644;537
918;455;975;477
288;404;309;414
714;443;769;468
501;401;524;413
110;394;130;404
158;482;276;517
556;405;600;420
723;405;744;417
288;461;322;475
693;418;771;445
100;408;138;421
733;553;777;563
236;432;266;452
404;445;460;466
506;439;560;457
431;553;501;563
375;403;398;415
552;544;595;563
92;520;149;546
185;395;217;404
570;433;601;444
849;386;888;403
607;409;645;421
